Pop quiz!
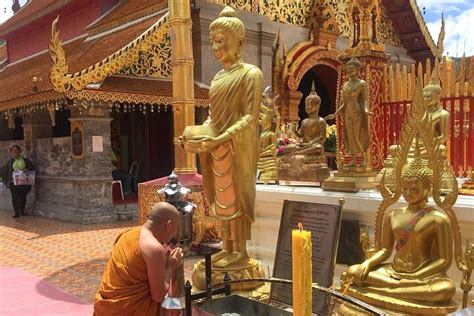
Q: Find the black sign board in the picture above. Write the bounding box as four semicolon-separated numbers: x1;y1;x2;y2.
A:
270;199;343;315
336;220;364;266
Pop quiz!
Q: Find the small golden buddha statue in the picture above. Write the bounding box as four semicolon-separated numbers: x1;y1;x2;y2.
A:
423;77;450;145
343;157;455;307
181;6;265;292
278;84;329;182
257;89;279;183
325;57;372;167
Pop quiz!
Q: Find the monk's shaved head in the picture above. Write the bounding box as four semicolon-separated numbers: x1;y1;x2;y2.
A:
148;202;179;226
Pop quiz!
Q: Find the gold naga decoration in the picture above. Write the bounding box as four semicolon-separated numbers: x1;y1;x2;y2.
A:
49;12;171;93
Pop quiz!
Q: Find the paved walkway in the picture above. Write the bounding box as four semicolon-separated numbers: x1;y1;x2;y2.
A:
0;209;135;304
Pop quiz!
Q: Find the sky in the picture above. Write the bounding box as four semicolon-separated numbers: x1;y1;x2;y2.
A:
0;0;473;57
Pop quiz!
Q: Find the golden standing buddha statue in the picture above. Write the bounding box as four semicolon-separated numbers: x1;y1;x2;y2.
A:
257;89;279;183
326;57;372;167
278;85;330;182
182;6;265;290
340;79;472;314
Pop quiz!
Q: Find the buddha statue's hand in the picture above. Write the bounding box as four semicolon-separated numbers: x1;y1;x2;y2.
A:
354;261;372;285
324;113;336;121
188;133;229;153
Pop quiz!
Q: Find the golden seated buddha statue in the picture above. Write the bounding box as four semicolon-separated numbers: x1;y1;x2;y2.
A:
343;157;456;309
278;84;329;182
340;78;473;314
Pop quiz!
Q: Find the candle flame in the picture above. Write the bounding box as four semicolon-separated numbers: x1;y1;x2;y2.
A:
298;223;303;232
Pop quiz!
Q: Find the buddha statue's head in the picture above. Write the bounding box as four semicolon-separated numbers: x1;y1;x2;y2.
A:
305;83;321;116
346;57;361;77
422;78;442;112
401;157;433;205
209;6;244;67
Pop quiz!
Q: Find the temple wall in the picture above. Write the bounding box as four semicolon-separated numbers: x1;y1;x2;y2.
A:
193;0;310;89
0;110;137;223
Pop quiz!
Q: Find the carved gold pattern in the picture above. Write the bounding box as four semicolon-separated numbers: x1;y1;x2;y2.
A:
118;32;172;78
258;0;313;27
322;0;352;38
287;48;341;91
366;58;387;169
49;12;170;92
377;4;403;48
210;0;404;48
66;89;209;108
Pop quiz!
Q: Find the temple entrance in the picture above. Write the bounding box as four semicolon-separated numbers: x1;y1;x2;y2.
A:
111;109;174;183
297;64;338;122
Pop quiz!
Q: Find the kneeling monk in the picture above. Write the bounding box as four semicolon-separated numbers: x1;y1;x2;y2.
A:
94;202;183;315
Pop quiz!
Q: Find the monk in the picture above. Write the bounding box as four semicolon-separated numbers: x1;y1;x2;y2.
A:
94;202;183;315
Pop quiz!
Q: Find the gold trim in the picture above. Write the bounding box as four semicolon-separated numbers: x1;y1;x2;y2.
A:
49;12;170;92
0;90;64;113
66;89;209;107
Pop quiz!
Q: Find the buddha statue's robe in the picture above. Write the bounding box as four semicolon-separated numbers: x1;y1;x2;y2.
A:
94;227;160;316
342;80;370;157
199;61;262;240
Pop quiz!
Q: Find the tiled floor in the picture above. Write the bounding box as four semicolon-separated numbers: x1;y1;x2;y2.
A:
0;209;136;304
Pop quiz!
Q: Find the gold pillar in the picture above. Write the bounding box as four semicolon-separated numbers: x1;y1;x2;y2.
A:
169;0;196;174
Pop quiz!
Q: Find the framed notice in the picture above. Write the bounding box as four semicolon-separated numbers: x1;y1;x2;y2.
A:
270;199;343;315
92;136;103;152
13;170;35;186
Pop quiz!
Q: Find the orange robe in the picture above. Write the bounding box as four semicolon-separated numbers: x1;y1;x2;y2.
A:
94;226;160;315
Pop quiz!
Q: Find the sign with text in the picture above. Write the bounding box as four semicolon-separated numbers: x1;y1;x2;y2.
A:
270;200;343;314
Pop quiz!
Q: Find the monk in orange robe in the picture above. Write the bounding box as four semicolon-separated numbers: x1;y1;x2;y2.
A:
94;202;183;315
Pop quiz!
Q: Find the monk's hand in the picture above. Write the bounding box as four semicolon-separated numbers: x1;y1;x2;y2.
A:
166;247;183;270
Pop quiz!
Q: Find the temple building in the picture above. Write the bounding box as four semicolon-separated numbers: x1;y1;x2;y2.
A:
0;0;468;223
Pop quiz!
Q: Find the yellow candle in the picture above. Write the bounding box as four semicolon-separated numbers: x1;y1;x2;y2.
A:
292;223;312;316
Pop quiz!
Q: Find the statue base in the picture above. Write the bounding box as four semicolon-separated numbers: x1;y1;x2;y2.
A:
278;165;330;183
341;286;458;315
460;180;474;196
191;257;265;293
322;167;377;192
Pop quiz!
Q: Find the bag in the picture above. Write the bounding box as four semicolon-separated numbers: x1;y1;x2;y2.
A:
13;170;35;186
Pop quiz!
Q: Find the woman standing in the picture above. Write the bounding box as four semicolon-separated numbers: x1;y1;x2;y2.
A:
1;145;35;218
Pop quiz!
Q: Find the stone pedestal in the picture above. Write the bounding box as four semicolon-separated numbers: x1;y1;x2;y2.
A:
322;167;377;192
191;257;265;293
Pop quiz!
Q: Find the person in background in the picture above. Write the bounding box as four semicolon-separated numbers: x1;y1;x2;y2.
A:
94;202;183;315
111;145;132;195
1;145;35;218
